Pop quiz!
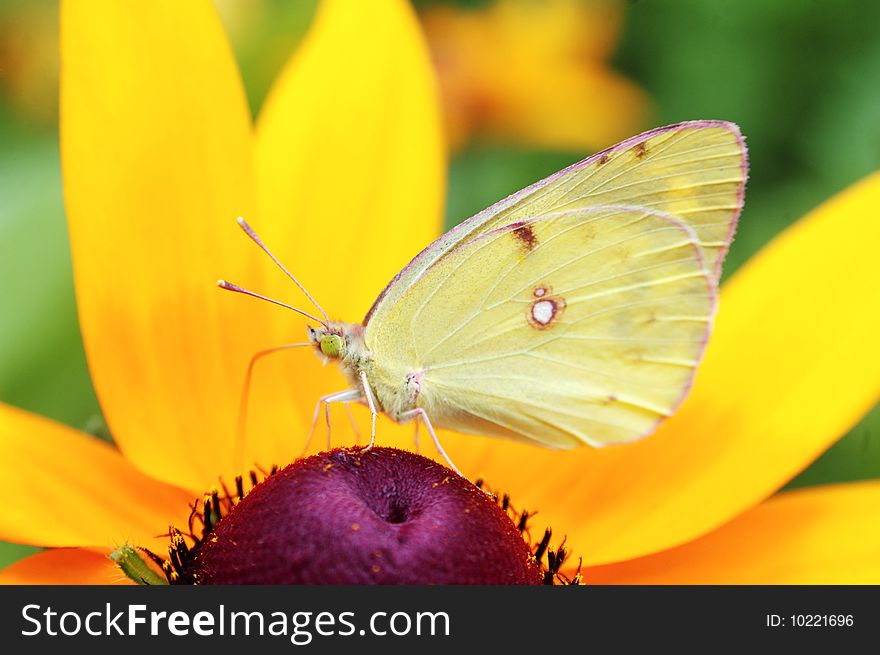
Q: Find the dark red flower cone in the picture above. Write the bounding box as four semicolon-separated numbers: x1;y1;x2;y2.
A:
187;447;542;584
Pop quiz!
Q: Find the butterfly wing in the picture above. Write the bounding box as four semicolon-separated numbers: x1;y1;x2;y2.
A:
365;120;746;324
364;206;715;448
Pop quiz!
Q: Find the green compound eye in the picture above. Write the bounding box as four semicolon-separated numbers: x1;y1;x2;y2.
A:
320;334;345;358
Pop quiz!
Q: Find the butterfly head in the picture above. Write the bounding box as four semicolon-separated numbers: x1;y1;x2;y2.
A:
307;322;369;372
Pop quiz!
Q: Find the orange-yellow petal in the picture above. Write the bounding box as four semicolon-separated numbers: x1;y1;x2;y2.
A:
423;0;649;150
61;0;268;489
492;65;649;152
0;403;194;550
447;171;880;565
0;548;131;585
586;481;880;584
250;0;445;457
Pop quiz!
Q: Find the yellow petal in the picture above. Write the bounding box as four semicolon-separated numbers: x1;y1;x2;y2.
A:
250;0;445;456
447;171;880;565
423;0;648;150
490;0;626;62
494;65;650;152
0;403;194;549
61;0;269;488
0;548;131;585
477;0;649;150
586;481;880;583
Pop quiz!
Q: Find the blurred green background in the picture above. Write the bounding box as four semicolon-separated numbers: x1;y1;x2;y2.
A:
1;0;878;570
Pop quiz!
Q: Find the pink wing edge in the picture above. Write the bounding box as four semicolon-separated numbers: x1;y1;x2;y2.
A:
363;119;749;329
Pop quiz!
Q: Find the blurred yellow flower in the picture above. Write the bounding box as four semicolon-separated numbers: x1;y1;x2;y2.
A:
1;0;879;584
422;0;650;151
0;3;59;127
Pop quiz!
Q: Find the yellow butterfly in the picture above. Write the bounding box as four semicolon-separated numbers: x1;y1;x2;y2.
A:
221;121;747;473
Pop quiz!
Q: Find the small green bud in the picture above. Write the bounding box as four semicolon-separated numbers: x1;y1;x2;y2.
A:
109;544;168;585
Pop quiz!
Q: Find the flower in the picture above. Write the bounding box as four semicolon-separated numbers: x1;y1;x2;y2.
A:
422;0;650;151
0;3;60;127
174;448;545;585
1;0;879;584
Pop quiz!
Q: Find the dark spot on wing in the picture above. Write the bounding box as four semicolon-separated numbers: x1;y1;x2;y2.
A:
633;142;648;160
596;152;610;165
511;222;538;253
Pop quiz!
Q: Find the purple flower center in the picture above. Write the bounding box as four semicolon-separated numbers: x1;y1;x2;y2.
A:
186;447;542;584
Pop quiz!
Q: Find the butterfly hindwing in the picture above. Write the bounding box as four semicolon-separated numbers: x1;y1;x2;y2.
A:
364;206;716;448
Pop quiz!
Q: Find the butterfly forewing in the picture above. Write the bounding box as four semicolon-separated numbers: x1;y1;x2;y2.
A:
365;121;745;325
365;206;716;448
487;123;746;278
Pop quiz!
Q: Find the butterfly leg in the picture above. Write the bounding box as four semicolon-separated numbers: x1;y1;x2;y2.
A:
323;401;334;450
358;370;378;451
303;389;361;455
400;408;462;477
413;419;421;454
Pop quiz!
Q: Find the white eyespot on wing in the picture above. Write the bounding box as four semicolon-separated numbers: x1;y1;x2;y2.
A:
528;288;566;329
533;300;554;323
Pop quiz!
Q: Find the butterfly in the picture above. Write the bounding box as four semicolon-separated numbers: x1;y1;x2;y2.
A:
220;120;748;474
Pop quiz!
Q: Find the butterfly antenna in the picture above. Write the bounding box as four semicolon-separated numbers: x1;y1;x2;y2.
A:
236;217;331;326
217;280;326;326
233;342;311;472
